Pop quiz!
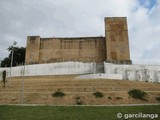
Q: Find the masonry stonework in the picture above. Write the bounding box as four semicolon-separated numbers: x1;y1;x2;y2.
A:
105;17;130;62
25;17;131;65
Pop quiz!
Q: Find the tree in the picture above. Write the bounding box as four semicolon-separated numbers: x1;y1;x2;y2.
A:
0;57;10;67
1;47;26;67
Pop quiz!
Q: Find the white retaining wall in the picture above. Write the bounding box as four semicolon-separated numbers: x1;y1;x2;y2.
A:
104;62;160;83
1;61;160;83
0;62;95;80
75;73;123;80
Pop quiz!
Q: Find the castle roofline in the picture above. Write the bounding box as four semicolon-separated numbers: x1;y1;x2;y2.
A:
28;36;105;39
105;17;127;19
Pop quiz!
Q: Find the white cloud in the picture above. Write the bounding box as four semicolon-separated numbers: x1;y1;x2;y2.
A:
0;0;160;65
128;0;160;64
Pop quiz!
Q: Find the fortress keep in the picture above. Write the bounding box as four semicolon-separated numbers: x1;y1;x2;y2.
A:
2;17;160;83
25;17;131;64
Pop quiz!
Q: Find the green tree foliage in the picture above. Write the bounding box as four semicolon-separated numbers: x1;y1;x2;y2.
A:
1;46;26;67
0;57;10;67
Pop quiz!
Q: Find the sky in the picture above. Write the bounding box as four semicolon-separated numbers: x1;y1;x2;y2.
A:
0;0;160;65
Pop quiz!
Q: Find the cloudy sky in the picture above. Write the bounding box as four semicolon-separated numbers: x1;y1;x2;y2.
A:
0;0;160;64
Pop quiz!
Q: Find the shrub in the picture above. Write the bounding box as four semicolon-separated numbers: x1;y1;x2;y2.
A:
52;90;65;98
155;97;160;102
75;96;83;105
116;97;123;100
128;89;147;101
108;96;112;99
75;96;81;100
76;100;83;105
93;92;104;98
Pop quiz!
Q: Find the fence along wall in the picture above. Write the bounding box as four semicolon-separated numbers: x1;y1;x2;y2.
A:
0;62;96;79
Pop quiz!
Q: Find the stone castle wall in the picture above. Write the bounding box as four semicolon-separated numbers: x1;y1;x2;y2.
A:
25;17;131;65
25;36;106;64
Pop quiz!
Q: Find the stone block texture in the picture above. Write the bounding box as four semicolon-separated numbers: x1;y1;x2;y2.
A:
25;17;131;64
105;17;130;63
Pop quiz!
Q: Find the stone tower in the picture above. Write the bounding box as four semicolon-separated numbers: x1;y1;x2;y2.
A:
25;36;40;64
105;17;131;63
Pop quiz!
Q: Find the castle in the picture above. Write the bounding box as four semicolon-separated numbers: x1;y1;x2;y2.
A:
1;17;160;83
25;17;131;65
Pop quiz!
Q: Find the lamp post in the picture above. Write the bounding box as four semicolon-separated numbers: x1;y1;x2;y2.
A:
21;63;25;104
9;41;17;79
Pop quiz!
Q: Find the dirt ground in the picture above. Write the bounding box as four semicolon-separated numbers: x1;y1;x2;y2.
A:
0;75;160;105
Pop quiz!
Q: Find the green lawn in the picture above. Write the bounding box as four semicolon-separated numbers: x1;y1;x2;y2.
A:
0;105;160;120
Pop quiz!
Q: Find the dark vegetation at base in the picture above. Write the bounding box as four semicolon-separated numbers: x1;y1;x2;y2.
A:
155;97;160;102
108;96;112;99
52;89;65;98
0;105;159;120
116;97;123;100
128;89;147;101
75;96;83;105
93;92;104;98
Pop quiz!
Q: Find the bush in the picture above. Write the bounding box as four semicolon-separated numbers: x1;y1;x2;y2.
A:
108;96;112;99
93;92;104;98
75;96;83;105
76;100;83;105
128;89;147;101
52;90;65;98
75;96;81;100
155;97;160;102
116;97;123;100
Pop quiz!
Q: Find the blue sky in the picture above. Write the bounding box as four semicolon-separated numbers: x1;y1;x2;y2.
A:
0;0;160;65
138;0;157;9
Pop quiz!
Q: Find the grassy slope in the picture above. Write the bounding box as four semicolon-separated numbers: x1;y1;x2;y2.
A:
0;105;160;120
1;75;160;105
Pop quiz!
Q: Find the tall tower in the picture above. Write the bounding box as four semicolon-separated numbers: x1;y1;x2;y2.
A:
105;17;131;64
25;36;40;64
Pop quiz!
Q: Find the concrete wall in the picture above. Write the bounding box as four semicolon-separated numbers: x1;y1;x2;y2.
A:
104;62;160;83
1;62;160;83
75;73;123;80
0;62;96;79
